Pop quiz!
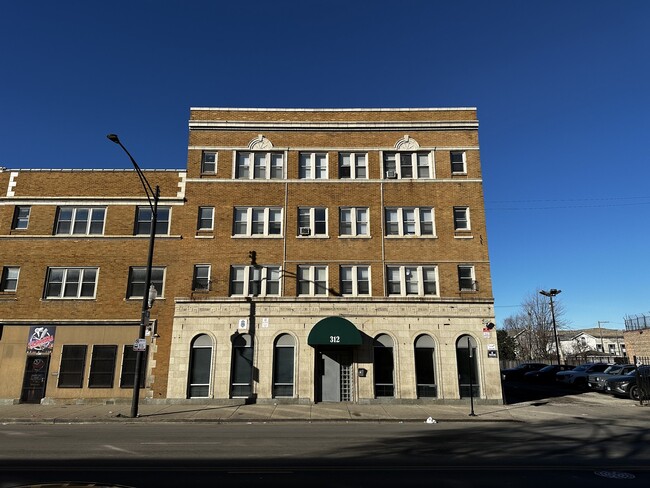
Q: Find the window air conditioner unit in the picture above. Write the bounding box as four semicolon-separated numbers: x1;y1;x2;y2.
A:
299;227;311;236
386;170;397;179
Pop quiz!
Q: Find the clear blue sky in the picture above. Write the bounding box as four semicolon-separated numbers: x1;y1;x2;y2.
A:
2;1;648;330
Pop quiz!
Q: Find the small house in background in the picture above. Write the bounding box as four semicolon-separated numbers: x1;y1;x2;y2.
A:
557;328;627;364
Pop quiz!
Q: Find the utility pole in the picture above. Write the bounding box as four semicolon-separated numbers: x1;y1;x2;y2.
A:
597;320;610;353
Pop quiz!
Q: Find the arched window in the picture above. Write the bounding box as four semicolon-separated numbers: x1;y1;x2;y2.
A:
373;334;394;397
414;334;437;398
230;333;254;398
456;334;480;398
188;334;213;398
272;334;295;398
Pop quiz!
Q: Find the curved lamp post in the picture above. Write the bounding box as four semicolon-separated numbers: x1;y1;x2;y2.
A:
540;289;562;365
107;134;160;418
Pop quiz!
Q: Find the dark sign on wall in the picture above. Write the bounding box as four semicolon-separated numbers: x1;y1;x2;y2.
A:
27;326;56;353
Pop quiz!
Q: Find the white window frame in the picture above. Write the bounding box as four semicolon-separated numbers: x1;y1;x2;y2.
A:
451;151;467;174
230;265;282;296
201;151;217;174
453;206;471;231
55;207;106;235
44;267;98;299
384;207;435;237
340;265;371;296
12;206;31;230
298;207;327;237
383;151;433;179
235;151;284;180
193;264;211;291
135;206;171;235
458;265;476;291
339;207;369;237
233;207;283;237
299;152;328;179
197;206;215;231
1;266;20;292
297;265;328;296
339;152;367;179
386;265;438;297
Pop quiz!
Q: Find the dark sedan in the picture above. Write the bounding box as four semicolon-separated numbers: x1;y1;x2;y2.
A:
588;364;636;391
524;364;575;382
605;365;650;400
501;362;548;381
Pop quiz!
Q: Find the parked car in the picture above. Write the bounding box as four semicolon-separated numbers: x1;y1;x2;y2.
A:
501;362;548;381
587;364;636;392
524;364;576;382
555;362;611;388
605;365;650;400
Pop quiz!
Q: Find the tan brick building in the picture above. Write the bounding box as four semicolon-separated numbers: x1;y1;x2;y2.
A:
0;107;502;406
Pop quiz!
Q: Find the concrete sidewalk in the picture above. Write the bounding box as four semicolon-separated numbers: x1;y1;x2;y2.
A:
0;401;521;424
2;393;645;424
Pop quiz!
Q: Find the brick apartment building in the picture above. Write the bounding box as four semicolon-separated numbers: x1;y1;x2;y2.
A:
0;107;502;405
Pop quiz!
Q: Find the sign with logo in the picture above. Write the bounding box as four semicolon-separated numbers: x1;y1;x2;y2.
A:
27;326;56;353
133;338;147;352
238;319;249;330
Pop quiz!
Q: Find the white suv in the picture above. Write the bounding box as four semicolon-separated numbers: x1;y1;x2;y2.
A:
556;363;611;389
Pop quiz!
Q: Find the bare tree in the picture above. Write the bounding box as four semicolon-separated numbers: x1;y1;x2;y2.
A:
501;289;566;361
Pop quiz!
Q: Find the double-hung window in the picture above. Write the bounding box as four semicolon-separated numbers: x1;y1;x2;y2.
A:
299;152;328;179
339;152;367;179
236;152;284;180
55;207;106;235
386;265;438;296
201;151;217;174
383;152;432;179
458;265;476;291
233;207;282;236
453;207;470;231
339;207;369;236
197;207;215;231
193;264;211;291
12;206;31;230
340;265;370;296
230;265;281;296
135;206;170;235
298;207;327;236
385;207;435;236
44;267;98;299
297;265;328;296
451;151;467;174
127;266;165;299
1;266;19;292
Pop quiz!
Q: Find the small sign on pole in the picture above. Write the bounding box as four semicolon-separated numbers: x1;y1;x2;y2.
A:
133;338;147;351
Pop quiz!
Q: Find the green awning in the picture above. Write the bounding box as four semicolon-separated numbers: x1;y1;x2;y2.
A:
307;317;362;346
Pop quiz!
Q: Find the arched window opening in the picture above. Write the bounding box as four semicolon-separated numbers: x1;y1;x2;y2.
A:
272;334;295;398
188;334;213;398
230;333;254;398
373;334;395;397
414;334;437;398
456;334;480;398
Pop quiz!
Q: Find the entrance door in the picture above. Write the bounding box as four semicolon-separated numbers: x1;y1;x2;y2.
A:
20;356;50;404
317;349;352;402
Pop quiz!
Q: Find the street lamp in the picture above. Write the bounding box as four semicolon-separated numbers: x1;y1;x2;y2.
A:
539;289;562;365
107;134;160;418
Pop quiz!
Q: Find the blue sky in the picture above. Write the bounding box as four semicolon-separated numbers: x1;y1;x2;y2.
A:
2;1;648;330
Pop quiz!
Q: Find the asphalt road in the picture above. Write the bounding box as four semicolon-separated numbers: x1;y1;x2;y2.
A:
1;409;648;487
